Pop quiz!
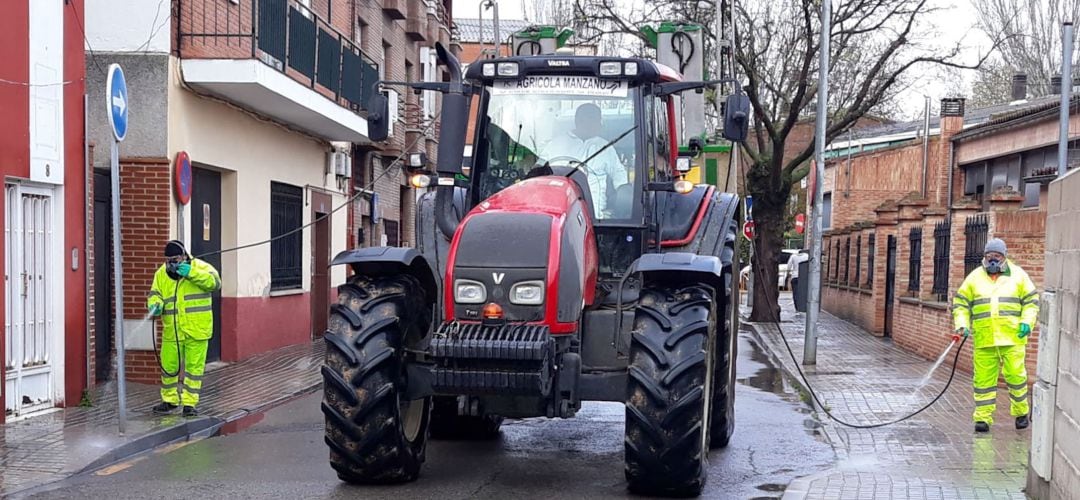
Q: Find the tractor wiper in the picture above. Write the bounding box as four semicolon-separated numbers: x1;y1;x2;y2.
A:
563;126;638;178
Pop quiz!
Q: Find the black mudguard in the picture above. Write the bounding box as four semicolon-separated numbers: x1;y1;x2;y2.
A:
331;246;438;306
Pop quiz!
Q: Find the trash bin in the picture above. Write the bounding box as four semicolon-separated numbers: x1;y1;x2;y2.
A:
795;260;810;312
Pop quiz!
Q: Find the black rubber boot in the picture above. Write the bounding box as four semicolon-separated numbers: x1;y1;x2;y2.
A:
152;402;178;415
1016;415;1030;430
182;406;198;418
975;421;990;433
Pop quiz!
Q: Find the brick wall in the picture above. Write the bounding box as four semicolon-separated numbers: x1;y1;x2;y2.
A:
1031;169;1080;499
117;158;171;383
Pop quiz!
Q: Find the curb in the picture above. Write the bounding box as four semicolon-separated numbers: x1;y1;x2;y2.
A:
740;313;831;500
6;381;323;499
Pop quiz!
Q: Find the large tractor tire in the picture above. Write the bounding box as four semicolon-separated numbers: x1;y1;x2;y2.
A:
321;275;432;484
709;216;740;449
429;396;504;440
625;285;715;497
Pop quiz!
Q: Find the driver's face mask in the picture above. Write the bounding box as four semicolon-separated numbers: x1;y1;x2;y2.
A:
984;257;1004;275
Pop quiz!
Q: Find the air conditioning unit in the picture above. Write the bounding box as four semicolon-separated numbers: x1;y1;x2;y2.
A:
327;151;352;178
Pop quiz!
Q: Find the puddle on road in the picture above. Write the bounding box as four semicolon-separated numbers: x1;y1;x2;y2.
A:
738;332;826;439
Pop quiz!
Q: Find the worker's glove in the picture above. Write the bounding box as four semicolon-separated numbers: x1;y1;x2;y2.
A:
176;262;192;277
1018;323;1032;339
952;327;970;343
149;304;162;317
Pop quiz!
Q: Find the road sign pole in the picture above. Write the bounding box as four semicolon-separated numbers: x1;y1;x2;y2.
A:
804;0;830;366
111;139;127;434
107;63;130;434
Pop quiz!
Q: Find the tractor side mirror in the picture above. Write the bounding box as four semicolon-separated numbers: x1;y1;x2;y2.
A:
367;90;390;142
722;94;750;143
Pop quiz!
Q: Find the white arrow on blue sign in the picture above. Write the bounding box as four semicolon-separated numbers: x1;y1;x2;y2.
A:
106;64;128;142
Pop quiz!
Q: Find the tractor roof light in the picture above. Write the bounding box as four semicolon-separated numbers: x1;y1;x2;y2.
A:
497;62;520;77
407;152;428;170
674;179;695;194
675;157;692;172
624;62;639;76
409;174;432;189
482;63;496;77
599;61;622;76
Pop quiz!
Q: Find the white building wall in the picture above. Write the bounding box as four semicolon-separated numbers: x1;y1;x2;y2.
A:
85;0;172;53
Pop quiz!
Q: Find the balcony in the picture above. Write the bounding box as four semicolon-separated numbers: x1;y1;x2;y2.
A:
382;0;407;20
177;0;380;142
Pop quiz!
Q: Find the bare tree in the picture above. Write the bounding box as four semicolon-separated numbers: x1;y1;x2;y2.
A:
970;0;1080;105
571;0;996;321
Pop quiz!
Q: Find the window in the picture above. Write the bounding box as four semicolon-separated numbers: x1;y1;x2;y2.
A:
908;226;922;294
854;235;862;286
653;97;671;175
384;220;400;246
380;41;390;80
866;234;875;286
822;192;832;230
271;182;303;290
842;237;850;284
932;220;951;302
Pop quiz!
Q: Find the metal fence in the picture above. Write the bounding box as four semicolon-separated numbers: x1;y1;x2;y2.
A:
908;227;923;293
854;235;862;286
867;234;875;286
842;237;851;285
964;214;989;276
932;220;951;302
179;0;380;113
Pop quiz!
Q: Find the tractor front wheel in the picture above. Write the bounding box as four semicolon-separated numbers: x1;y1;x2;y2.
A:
321;275;432;484
625;285;715;497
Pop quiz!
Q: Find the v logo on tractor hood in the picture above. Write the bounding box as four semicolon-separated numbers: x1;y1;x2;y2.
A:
492;272;506;285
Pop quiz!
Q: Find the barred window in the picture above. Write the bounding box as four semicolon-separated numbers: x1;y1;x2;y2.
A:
271;182;303;290
908;227;923;294
867;234;875;286
842;237;851;285
854;235;862;286
932;221;951;302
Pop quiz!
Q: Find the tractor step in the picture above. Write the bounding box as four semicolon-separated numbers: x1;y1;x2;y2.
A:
430;322;555;396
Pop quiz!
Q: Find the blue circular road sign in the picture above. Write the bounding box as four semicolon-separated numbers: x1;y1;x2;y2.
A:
106;64;129;142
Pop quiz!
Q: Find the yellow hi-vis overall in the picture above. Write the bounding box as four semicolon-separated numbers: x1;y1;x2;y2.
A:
146;258;221;408
952;260;1038;425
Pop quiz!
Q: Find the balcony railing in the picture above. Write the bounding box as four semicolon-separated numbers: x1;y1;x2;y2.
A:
177;0;379;114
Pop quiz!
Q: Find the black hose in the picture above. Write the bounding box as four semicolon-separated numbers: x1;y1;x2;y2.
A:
750;260;967;429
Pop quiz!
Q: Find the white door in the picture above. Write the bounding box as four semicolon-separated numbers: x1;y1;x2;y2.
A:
4;184;56;417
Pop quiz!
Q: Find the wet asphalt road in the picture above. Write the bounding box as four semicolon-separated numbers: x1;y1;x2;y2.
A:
25;331;836;500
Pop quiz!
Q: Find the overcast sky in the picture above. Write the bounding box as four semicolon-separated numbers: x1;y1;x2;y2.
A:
453;0;998;120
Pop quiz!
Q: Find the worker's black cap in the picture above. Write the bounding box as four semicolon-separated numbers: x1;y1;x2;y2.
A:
164;240;187;257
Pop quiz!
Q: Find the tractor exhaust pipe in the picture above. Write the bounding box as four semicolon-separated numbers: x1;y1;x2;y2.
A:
433;43;470;240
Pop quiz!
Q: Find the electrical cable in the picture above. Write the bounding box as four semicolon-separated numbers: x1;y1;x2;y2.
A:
191;111;441;260
749;259;968;429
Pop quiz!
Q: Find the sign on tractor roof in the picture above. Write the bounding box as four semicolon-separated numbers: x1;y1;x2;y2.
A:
491;76;628;97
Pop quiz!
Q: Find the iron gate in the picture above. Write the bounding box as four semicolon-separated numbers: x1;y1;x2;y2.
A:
964;214;989;276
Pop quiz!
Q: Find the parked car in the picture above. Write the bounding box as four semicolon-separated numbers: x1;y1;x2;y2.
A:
741;249;801;290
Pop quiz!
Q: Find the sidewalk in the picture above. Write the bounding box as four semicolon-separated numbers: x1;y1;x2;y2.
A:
742;294;1029;500
1;339;325;497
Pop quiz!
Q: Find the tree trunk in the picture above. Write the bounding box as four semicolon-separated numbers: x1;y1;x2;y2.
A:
749;203;784;322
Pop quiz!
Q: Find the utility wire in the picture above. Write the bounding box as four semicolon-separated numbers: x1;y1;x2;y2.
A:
750;259;967;429
193;112;442;260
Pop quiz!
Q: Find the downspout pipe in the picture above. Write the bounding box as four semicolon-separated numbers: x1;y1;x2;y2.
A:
921;95;930;198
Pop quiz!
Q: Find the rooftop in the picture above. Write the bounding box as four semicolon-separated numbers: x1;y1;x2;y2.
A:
456;18;538;43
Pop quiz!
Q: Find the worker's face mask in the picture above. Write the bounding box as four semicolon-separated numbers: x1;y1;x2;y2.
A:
984;258;1004;275
165;256;186;278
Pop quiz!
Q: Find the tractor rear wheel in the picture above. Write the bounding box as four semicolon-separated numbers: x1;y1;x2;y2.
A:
429;396;504;440
625;285;715;497
709;216;740;449
321;275;432;484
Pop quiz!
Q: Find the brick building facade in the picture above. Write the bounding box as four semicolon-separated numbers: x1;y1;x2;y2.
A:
816;94;1076;376
84;0;451;383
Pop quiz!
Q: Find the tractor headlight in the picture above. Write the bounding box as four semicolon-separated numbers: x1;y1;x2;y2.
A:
482;63;496;77
599;61;622;76
497;62;520;77
454;280;487;304
509;281;545;305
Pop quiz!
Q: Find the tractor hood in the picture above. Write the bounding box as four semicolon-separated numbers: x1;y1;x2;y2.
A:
444;176;598;334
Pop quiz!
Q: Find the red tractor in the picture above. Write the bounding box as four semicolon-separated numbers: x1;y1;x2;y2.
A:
321;43;749;496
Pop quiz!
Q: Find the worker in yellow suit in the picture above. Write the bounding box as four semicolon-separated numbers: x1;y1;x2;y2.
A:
952;238;1038;433
147;240;221;417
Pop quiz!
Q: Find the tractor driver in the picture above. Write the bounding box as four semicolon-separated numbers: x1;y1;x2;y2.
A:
543;102;630;218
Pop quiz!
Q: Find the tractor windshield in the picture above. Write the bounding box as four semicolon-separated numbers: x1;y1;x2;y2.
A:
478;78;638;221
